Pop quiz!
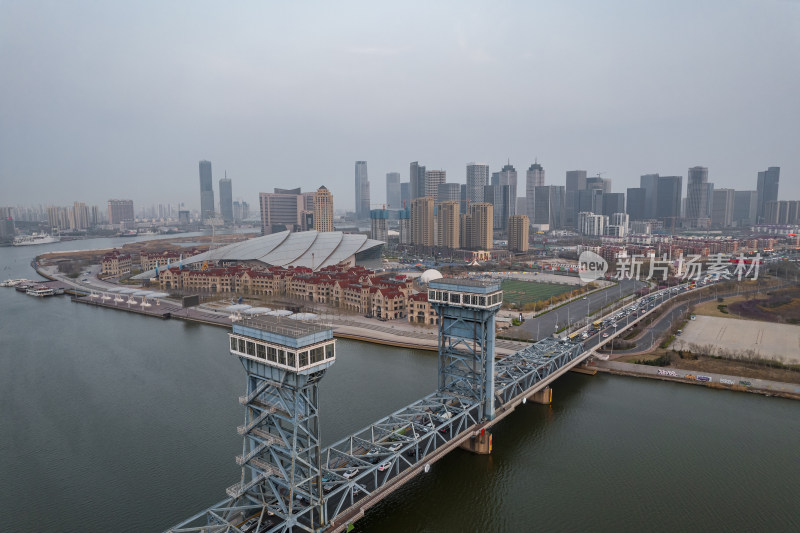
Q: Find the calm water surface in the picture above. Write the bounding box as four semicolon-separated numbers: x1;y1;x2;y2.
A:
0;241;797;532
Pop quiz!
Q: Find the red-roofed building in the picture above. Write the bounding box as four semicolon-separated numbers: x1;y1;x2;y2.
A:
101;250;132;277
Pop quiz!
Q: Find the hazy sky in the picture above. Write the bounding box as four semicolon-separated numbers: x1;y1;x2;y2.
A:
2;0;798;211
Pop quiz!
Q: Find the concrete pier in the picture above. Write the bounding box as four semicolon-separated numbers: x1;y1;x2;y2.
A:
459;429;492;455
531;386;552;405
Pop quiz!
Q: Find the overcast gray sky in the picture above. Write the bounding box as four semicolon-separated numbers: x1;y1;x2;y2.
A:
1;0;798;211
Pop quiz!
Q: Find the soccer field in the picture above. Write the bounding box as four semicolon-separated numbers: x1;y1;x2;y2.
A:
501;279;574;305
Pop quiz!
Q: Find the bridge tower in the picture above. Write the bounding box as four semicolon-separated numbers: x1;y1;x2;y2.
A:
226;316;336;532
428;278;503;421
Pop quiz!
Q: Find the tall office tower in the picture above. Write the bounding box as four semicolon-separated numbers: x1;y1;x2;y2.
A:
586;176;611;193
525;162;545;224
0;207;14;243
398;208;411;244
400;182;411;209
508;214;529;253
313;186;334;232
436;201;460;249
686;166;710;228
468;202;493;250
533;185;565;229
425;170;447;203
199;160;215;222
410;196;434;247
219;177;233;222
564;170;587;229
626;188;646;221
386;172;401;208
578;212;607;236
639;174;659;220
460;184;468;214
656;176;683;227
756;166;780;223
107;199;134;225
370;208;388;242
437;183;461;206
466;163;490;205
497;163;518;218
71;202;90;230
733;190;759;228
602;193;625;218
483;184;509;231
410;161;426;201
354;161;370;219
764;201;800;225
259;188;310;235
711;188;735;228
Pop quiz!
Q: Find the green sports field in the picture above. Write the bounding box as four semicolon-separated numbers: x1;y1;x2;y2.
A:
500;279;574;306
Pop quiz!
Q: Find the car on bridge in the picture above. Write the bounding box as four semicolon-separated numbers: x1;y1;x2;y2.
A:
343;468;359;479
602;333;609;338
377;459;394;472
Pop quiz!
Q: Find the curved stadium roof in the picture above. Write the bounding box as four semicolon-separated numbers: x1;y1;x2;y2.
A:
134;230;384;279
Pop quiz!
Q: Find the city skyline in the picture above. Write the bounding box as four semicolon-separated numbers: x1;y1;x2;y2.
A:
1;2;798;207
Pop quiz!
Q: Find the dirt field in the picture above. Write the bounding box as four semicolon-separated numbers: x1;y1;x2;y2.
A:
692;295;749;319
675;315;800;364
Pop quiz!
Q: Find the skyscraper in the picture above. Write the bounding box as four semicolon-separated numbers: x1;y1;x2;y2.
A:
639;174;659;220
586;176;611;193
199;160;215;222
626;188;646;221
370;209;388;242
711;188;735;228
354;161;370;219
219;176;233;223
533;185;565;229
564;170;587;229
259;188;314;235
436;201;460;249
410;161;426;201
498;163;518;218
602;193;625;218
467;202;493;250
107;199;134;225
410;196;434;247
756;166;780;223
386;172;401;208
400;182;410;209
313;186;334;232
437;183;461;206
733;190;759;227
424;170;446;203
508;215;529;253
656;176;682;227
525;162;545;225
686;166;710;228
466;163;490;206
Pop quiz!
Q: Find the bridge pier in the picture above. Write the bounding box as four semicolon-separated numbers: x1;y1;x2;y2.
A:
460;429;492;455
530;386;552;405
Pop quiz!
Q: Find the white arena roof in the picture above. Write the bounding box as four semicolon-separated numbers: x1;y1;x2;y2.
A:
134;230;384;279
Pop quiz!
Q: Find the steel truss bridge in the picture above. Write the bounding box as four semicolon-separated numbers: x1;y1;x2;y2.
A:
168;280;691;533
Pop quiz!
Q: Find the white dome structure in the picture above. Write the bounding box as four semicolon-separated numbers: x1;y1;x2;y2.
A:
419;269;443;284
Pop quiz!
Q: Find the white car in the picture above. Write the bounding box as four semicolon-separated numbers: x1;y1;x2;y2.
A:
343;468;358;479
377;460;393;472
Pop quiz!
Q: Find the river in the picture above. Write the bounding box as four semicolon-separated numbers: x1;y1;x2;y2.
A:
0;238;797;532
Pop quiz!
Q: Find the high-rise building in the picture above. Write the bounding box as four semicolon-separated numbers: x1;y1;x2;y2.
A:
313;186;334;232
410;196;434;247
107;199;134;225
398;208;411;244
497;163;518;218
199;160;215;222
533;185;565;229
656;176;683;227
354;161;370;219
466;202;493;250
602;193;625;218
525;162;545;224
639;174;659;220
626;188;646;221
424;170;447;203
586;176;611;193
686;166;710;228
436;201;460;249
733;191;759;228
565;170;588;231
437;183;461;206
756;166;780;223
508;215;529;253
578;212;607;236
483;184;510;231
460;184;468;215
400;182;411;209
219;177;233;222
386;172;401;208
370;209;388;242
764;200;800;225
259;188;314;235
466;163;490;205
410;161;426;201
711;188;735;228
0;207;14;244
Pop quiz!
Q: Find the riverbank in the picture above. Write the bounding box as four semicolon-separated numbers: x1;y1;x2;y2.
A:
589;360;800;400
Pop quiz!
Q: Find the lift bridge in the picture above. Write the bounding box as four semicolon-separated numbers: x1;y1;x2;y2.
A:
168;278;589;533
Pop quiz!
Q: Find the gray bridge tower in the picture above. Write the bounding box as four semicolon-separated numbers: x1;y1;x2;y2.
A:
181;316;337;533
428;278;503;421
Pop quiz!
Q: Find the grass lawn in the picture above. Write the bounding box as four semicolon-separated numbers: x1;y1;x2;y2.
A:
501;279;574;306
